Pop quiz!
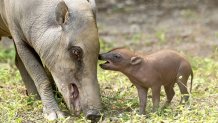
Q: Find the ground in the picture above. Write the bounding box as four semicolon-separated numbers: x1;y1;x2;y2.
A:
0;1;218;123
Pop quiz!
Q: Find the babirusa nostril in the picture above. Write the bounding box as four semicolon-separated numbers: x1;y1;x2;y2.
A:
86;110;101;122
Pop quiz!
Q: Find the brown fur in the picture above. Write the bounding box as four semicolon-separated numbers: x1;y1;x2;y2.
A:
99;48;193;114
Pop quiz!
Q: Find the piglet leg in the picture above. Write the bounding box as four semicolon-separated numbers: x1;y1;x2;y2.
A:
151;85;161;112
163;83;175;107
136;85;148;115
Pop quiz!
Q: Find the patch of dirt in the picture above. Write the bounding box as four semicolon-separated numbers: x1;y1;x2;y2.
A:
97;0;218;57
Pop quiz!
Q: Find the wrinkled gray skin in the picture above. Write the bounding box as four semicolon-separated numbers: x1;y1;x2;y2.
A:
0;0;102;121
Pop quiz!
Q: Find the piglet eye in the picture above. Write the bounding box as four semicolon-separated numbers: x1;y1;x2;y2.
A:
113;54;121;59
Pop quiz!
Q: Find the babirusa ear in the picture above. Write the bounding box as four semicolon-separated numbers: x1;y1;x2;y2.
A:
55;1;69;25
130;57;142;65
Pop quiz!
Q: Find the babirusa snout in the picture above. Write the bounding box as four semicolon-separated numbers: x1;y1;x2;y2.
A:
86;109;101;122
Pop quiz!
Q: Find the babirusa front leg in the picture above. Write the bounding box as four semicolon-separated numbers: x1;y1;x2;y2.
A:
15;41;64;120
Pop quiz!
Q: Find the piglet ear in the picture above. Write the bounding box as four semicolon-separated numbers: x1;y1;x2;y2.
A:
55;1;69;25
130;57;142;65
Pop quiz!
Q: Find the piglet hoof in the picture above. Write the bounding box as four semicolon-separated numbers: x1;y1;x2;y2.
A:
152;107;159;113
138;113;146;116
162;102;170;108
138;111;146;115
44;111;65;121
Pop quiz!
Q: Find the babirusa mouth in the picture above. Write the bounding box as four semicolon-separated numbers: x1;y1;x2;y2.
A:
71;83;79;98
70;83;81;115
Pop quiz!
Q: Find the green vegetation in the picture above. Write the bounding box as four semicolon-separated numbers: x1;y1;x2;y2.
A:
0;41;217;123
0;46;15;62
155;30;166;45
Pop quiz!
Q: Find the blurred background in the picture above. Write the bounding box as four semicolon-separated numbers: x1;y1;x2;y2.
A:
95;0;218;57
1;0;218;57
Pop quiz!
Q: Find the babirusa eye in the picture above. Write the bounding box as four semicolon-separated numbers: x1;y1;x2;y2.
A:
70;46;83;61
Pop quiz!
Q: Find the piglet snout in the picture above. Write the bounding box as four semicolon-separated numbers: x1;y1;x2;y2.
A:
98;54;103;60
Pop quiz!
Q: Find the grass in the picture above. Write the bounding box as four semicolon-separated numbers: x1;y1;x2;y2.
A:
0;41;218;123
155;30;166;45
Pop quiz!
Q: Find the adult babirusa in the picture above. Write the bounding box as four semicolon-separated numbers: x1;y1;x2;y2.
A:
0;0;102;121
